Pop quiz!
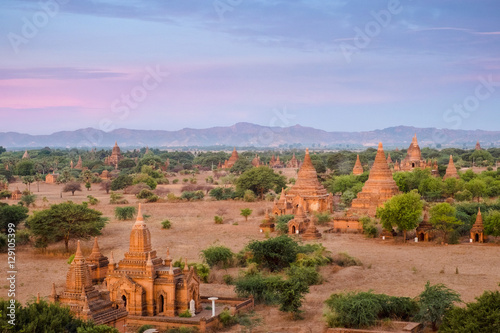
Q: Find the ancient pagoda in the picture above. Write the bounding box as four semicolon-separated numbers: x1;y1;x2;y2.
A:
352;155;364;175
401;134;425;171
22;150;30;159
49;241;127;329
222;148;239;169
106;204;202;317
75;156;83;170
386;153;393;164
470;208;486;243
286;153;300;168
274;148;333;215
251;154;262;167
349;142;400;217
416;209;433;242
475;141;482;150
86;237;109;284
287;205;310;235
259;210;275;233
301;216;322;241
105;142;124;167
443;155;460;180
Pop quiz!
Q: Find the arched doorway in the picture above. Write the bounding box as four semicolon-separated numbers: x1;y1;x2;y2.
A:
291;225;296;234
121;295;127;310
419;233;425;242
412;162;415;168
475;233;479;242
159;295;164;314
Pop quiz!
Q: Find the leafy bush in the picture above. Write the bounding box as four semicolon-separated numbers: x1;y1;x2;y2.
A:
136;189;155;199
15;229;31;245
86;195;99;205
0;190;11;198
223;274;234;285
455;189;473;202
110;174;133;191
286;265;321;285
161;219;172;229
173;178;179;184
275;214;294;234
332;252;362;267
294;244;332;267
178;309;192;318
360;216;378;238
234;273;283;304
209;187;237;200
243;190;256;202
247;235;299;272
180;190;204;201
415;282;461;330
440;290;500;332
324;291;418;329
193;263;210;283
109;192;128;204
214;216;224;224
114;206;136;220
314;212;331;225
240;208;253;221
219;309;237;327
20;194;36;207
200;245;234;268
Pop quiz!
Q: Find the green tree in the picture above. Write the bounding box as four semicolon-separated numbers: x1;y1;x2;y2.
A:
418;177;444;200
247;235;299;272
465;178;487;202
26;202;108;251
0;204;29;232
443;178;464;198
200;245;234;268
110;174;133;191
0;146;5;154
277;277;309;319
114;206;136;220
376;191;423;242
63;182;82;196
429;203;461;242
470;149;494;166
415;282;461;331
484;210;500;238
439;290;500;332
20;194;36;207
16;160;35;176
236;167;286;199
22;175;35;192
240;208;253;221
230;158;253;175
0;299;119;333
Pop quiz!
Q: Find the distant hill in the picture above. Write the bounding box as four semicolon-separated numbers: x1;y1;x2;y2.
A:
1;123;499;149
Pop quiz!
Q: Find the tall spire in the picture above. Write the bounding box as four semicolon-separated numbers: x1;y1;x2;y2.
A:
128;204;152;253
288;148;328;197
65;241;92;293
353;154;363;175
443;155;459;180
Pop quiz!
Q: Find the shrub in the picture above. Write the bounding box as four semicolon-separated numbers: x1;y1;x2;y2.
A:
247;235;299;272
110;174;133;191
145;194;160;202
109;192;128;204
286;265;321;286
294;244;333;267
138;325;154;333
314;212;331;225
234;273;283;304
219;309;237;327
360;216;378;238
0;233;7;252
324;291;418;329
275;214;294;234
180;190;204;201
214;216;224;224
161;219;171;229
20;194;36;207
455;190;473;202
415;282;461;330
243;190;256;202
173;178;179;184
223;274;234;285
192;263;210;283
124;183;151;195
86;195;99;205
136;189;155;199
440;290;500;332
209;187;236;200
200;245;233;268
114;206;136;220
0;190;11;198
178;309;192;318
332;252;362;267
15;229;31;245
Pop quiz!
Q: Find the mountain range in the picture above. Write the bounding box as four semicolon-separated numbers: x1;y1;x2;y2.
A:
1;123;499;149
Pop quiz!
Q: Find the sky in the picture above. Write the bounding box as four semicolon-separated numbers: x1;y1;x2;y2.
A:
0;0;500;135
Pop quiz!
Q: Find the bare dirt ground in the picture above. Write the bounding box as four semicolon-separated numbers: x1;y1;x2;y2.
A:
1;171;499;332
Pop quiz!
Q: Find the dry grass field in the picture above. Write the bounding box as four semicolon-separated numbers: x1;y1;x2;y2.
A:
1;170;499;332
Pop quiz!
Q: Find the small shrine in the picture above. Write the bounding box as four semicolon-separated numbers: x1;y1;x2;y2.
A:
470;208;486;243
443;155;460;180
